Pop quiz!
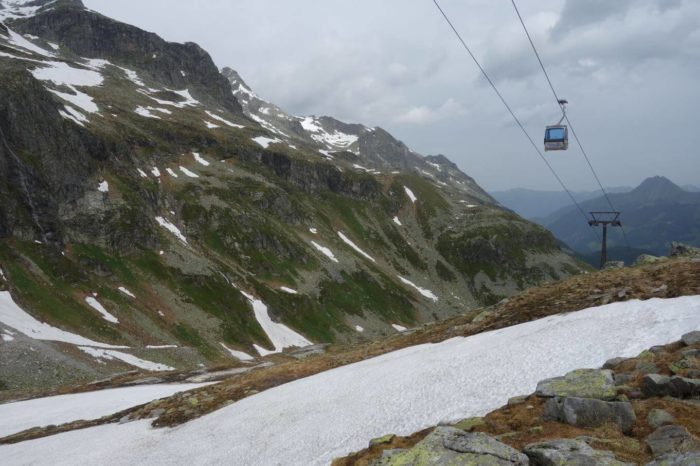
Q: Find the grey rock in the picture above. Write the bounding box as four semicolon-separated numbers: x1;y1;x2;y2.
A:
288;344;328;359
614;373;634;386
646;425;700;457
668;377;700;398
507;395;528;407
543;397;636;433
669;242;700;258
536;369;617;400
644;452;700;465
604;357;628;369
373;427;529;465
642;374;700;398
635;254;663;266
647;409;676;429
681;349;700;359
682;331;700;346
636;361;660;374
524;438;634;466
643;374;673;397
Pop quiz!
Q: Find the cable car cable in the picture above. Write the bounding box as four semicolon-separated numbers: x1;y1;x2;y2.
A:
509;0;632;250
431;0;598;240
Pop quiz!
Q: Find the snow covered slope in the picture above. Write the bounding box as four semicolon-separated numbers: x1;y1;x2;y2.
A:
0;383;211;438
2;296;699;466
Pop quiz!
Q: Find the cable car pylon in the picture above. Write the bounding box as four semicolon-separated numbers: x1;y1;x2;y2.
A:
588;212;622;269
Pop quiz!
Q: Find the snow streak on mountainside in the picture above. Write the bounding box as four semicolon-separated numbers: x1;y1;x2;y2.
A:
2;296;699;465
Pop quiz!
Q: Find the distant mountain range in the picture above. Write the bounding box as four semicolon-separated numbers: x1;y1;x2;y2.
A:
491;187;632;221
540;177;700;261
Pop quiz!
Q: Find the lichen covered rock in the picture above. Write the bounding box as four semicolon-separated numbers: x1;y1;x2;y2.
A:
536;369;617;400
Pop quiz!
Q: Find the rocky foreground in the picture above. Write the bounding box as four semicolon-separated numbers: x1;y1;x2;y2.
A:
334;331;700;465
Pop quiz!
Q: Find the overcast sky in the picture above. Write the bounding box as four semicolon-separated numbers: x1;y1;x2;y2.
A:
84;0;700;192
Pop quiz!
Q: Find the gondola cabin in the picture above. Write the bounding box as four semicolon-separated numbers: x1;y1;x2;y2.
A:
544;125;568;151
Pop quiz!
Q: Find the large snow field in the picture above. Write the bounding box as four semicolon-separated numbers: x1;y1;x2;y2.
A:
0;383;211;438
2;296;700;465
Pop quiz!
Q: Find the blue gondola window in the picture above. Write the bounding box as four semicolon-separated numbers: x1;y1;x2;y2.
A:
546;127;566;141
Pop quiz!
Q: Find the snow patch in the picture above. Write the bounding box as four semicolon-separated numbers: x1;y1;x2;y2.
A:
279;287;298;295
85;296;118;324
0;291;126;348
392;216;402;226
179;166;199;178
78;347;173;371
31;60;103;87
49;88;98;114
192;152;209;166
392;324;407;332
118;287;135;299
0;383;209;439
337;231;375;263
204;111;244;128
137;168;148;178
204;121;219;129
397;276;438;302
309;228;318;235
97;180;108;193
355;325;364;333
404;186;417;203
151;167;161;177
311;241;339;263
165;168;178;178
155;216;187;244
239;291;312;355
301;117;358;149
134;106;160;119
252;136;281;148
58;106;87;126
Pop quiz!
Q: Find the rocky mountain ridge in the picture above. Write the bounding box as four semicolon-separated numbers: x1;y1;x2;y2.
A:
0;0;584;391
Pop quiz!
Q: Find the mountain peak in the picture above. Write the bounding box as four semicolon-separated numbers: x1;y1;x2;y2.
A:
630;176;685;202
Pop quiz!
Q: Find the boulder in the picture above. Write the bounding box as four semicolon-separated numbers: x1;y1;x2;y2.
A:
647;409;676;429
524;438;634;466
634;254;663;266
668;377;700;397
642;374;700;398
373;427;529;465
536;369;617;400
604;357;628;369
644;452;700;465
669;242;700;258
614;373;634;386
543;397;636;433
681;331;700;346
636;361;660;374
642;374;673;397
646;425;700;458
604;261;625;270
